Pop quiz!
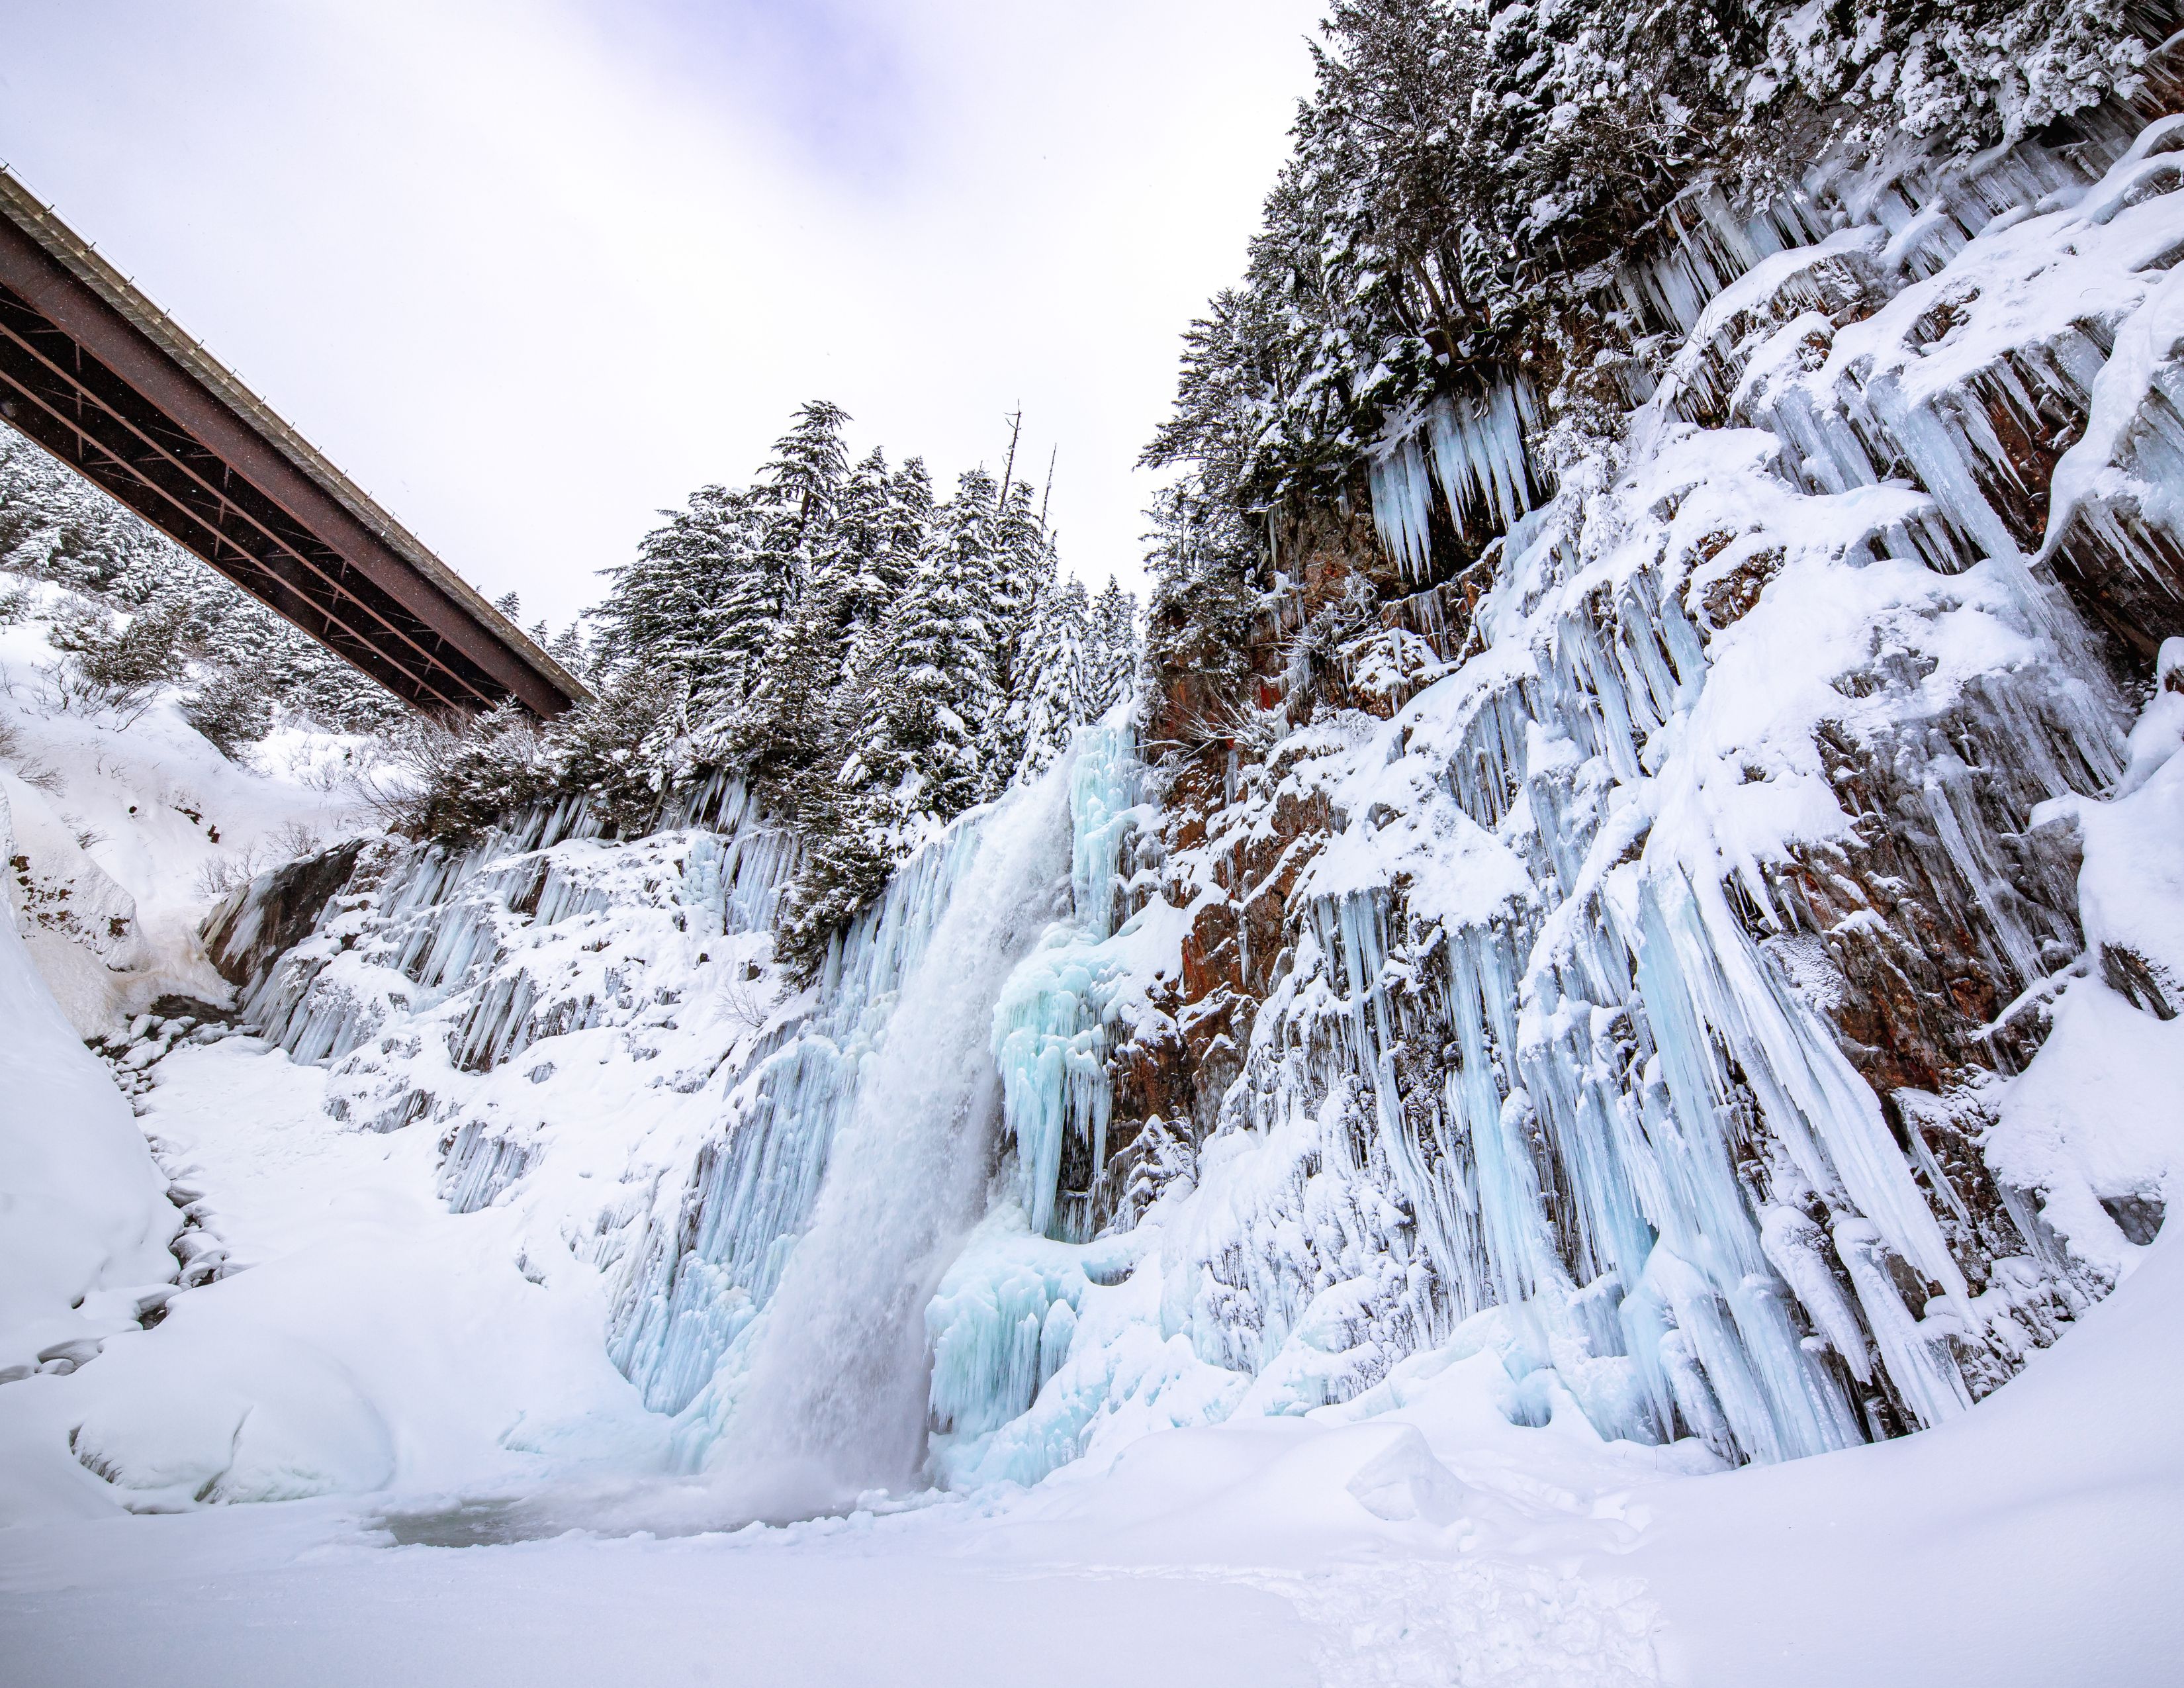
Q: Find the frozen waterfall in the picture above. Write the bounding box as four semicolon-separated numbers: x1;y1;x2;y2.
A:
698;757;1077;1507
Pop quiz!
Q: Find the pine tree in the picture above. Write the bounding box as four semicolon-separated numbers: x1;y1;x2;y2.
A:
837;467;1007;845
825;448;895;653
772;778;898;982
723;585;841;804
756;399;852;541
878;455;933;604
1;432;175;597
979;477;1054;794
835;453;933;708
1009;572;1091;785
778;464;1023;976
700;402;851;729
1087;576;1141;713
546;620;589;681
1138;483;1259;754
595;483;759;682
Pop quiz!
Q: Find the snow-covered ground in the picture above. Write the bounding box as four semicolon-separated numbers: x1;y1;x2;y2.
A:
0;606;385;1395
0;1006;2176;1686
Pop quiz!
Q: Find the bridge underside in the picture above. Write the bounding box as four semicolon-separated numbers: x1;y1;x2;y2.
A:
0;171;582;719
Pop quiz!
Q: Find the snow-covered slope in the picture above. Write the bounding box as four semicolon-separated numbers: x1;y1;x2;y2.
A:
0;598;377;1402
0;600;373;1034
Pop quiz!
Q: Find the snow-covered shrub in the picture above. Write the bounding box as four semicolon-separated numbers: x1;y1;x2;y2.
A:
543;663;694;834
369;705;555;846
181;669;278;761
43;598;197;724
773;818;895;982
365;663;700;848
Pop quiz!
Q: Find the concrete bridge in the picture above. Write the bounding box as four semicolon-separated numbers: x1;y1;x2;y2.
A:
0;166;584;718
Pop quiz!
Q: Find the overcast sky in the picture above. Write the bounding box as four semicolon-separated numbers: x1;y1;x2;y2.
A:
0;0;1322;628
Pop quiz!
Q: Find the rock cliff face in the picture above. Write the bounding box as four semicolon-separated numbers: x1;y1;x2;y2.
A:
202;839;369;1003
1075;92;2184;1464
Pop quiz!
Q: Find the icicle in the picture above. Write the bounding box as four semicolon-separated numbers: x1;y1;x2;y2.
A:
1424;381;1547;538
1367;381;1552;574
1368;430;1438;578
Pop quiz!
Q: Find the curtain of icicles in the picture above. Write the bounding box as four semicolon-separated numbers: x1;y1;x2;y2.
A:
1117;113;2173;1476
1369;379;1550;575
245;782;799;1088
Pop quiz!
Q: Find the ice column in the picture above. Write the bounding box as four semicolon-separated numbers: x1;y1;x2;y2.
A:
990;720;1142;1241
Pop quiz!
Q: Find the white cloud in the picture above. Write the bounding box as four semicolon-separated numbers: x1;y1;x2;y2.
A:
0;0;1320;625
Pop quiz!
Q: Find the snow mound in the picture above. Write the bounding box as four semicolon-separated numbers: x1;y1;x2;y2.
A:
0;783;176;1389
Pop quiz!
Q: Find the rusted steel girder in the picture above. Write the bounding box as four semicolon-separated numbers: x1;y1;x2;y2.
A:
0;166;586;718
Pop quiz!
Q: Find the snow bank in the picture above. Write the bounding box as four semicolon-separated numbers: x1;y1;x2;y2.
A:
0;1033;671;1522
0;784;175;1389
1983;644;2184;1276
1643;1219;2184;1686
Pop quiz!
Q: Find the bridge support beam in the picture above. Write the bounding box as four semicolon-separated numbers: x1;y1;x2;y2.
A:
0;168;584;718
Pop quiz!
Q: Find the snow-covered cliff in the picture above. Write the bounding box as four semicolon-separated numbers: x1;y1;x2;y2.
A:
903;108;2184;1488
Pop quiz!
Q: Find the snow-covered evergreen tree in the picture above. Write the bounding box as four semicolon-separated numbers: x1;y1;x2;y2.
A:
976;478;1054;794
755;399;852;541
545;620;590;682
835;453;935;719
0;431;184;598
1085;576;1141;714
699;401;851;733
823;449;896;659
883;455;935;567
841;467;1007;837
595;483;759;684
1008;571;1091;784
1136;482;1261;756
715;404;858;789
